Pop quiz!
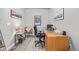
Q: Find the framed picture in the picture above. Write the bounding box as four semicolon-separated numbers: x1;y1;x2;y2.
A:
54;8;64;21
34;15;41;26
10;9;22;19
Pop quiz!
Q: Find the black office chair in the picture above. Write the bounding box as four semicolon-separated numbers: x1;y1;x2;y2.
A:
34;25;45;48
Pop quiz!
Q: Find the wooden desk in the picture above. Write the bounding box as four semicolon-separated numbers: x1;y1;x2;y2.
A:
44;30;69;51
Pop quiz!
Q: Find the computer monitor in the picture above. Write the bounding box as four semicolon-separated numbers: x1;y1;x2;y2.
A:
47;24;53;30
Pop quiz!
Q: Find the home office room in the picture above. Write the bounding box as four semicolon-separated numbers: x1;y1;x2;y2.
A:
0;8;79;51
0;0;79;59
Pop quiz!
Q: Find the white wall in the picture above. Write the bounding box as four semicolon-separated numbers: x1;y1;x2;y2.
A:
0;8;24;50
23;8;49;32
49;8;79;51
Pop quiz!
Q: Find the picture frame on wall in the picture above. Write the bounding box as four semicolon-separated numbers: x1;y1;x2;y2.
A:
34;15;41;26
10;9;22;19
54;8;64;21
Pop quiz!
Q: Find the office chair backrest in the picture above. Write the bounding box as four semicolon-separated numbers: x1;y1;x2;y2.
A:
34;25;37;35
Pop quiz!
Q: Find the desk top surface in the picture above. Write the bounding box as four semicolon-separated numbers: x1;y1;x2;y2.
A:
44;30;67;37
